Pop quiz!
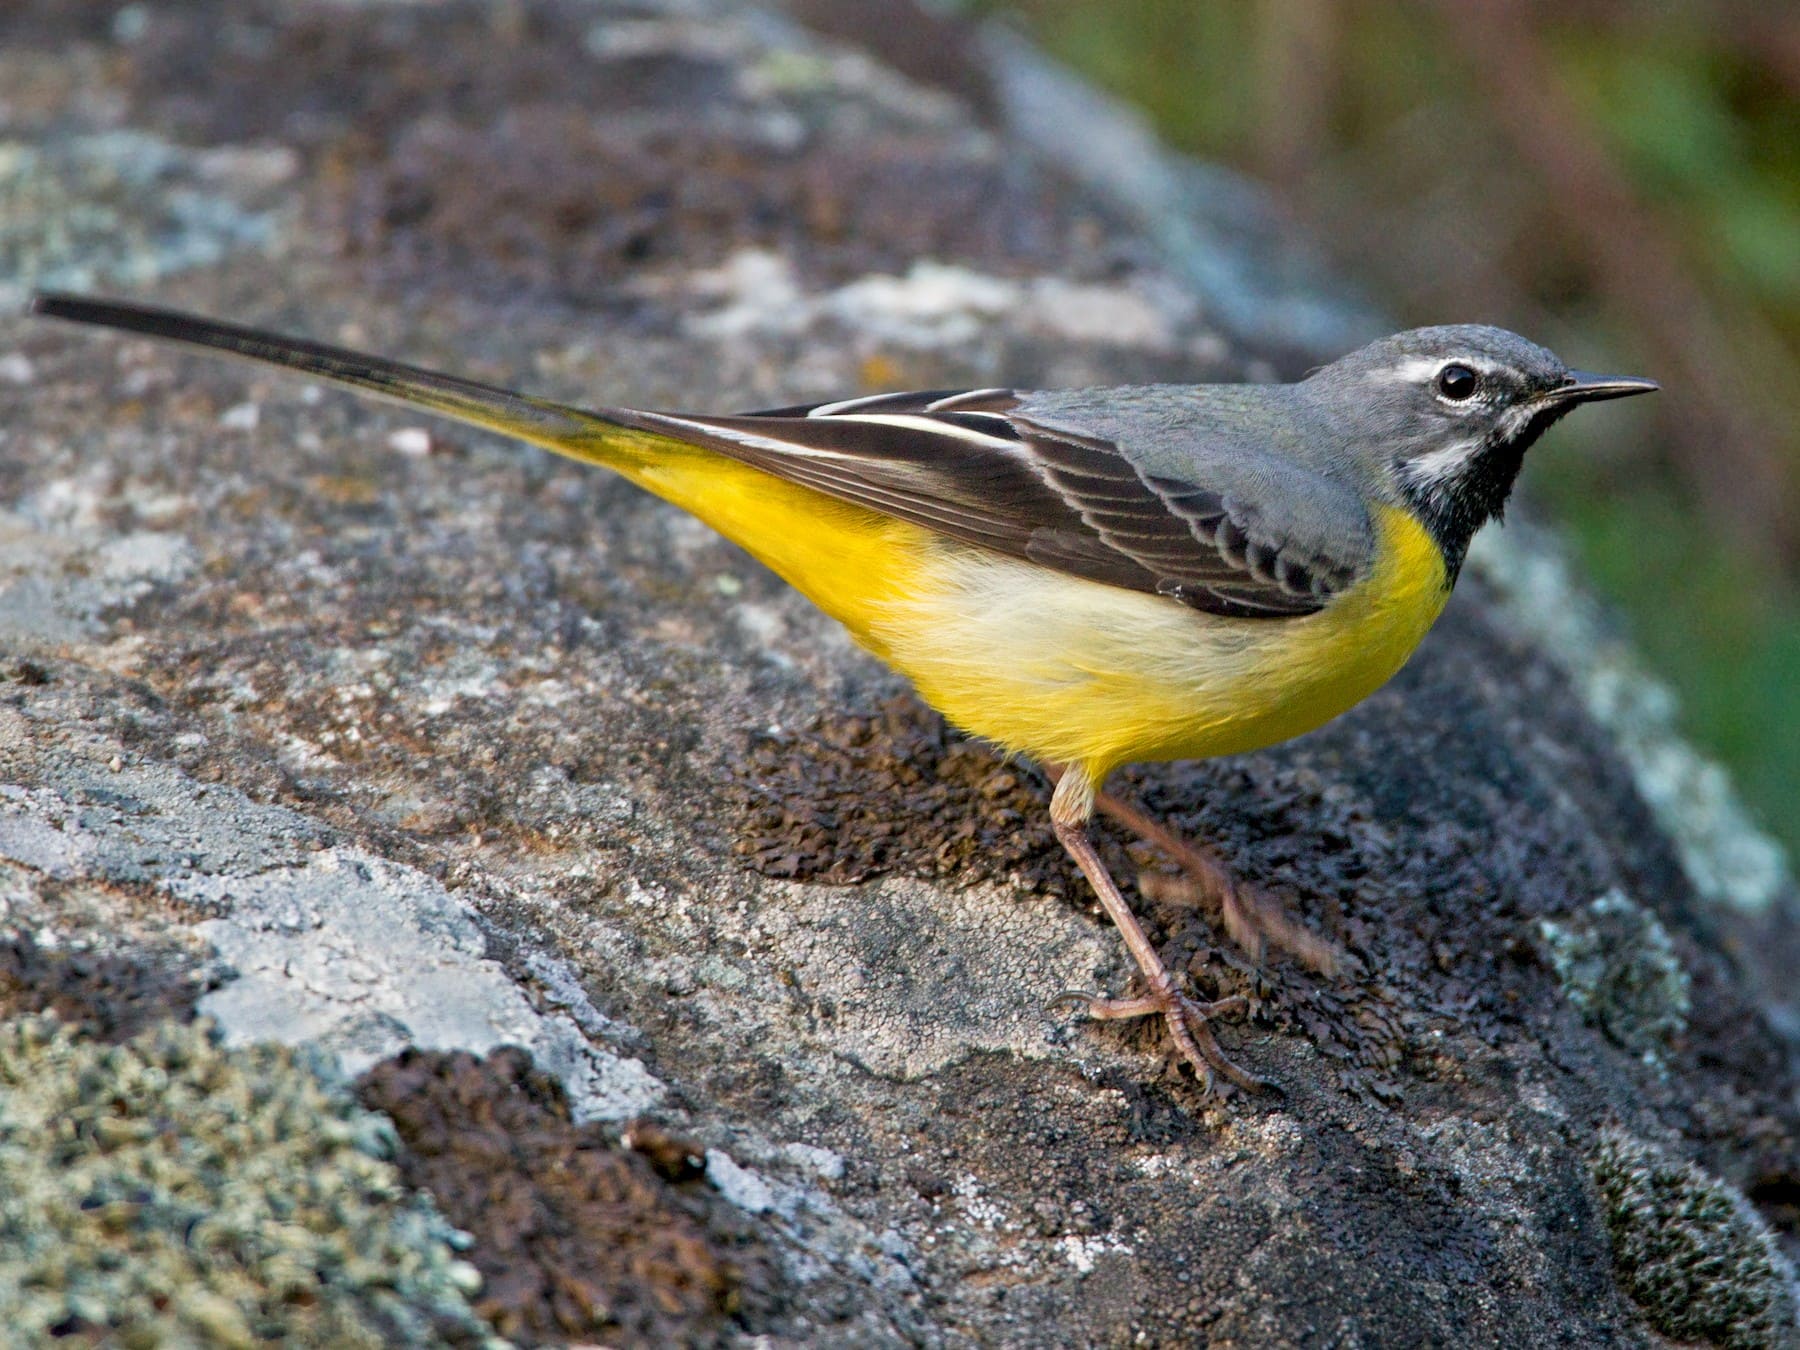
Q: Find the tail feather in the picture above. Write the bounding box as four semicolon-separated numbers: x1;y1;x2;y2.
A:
26;291;660;470
25;292;932;657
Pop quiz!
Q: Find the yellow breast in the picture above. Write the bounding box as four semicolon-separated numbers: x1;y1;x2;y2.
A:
867;504;1451;779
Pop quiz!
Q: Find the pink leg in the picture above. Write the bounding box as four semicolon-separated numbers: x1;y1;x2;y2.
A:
1048;767;1264;1093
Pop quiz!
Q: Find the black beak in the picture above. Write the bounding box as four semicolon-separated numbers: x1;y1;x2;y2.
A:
1553;371;1661;404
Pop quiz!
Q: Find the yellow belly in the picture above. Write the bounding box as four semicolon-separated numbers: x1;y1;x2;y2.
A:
603;437;1448;781
867;503;1451;779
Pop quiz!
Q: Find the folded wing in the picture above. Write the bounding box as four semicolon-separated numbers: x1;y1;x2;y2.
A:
619;391;1371;619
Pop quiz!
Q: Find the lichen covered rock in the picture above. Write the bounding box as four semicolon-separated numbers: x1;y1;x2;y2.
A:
357;1045;777;1347
1539;889;1691;1068
1595;1128;1799;1350
0;1014;496;1347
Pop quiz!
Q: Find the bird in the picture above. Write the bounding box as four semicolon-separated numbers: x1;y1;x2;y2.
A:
27;291;1658;1093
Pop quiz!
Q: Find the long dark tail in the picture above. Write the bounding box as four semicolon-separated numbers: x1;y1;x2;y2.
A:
27;291;667;470
27;292;924;660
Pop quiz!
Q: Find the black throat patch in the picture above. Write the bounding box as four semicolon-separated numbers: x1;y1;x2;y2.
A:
1401;401;1575;583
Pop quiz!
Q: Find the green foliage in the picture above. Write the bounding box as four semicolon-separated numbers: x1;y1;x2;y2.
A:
1576;46;1744;191
1542;448;1800;851
1565;36;1800;309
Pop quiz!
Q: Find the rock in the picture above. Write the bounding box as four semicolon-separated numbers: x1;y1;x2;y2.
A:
1595;1127;1799;1350
0;0;1795;1345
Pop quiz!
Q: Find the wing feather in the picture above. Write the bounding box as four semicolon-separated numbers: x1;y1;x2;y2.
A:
617;393;1370;619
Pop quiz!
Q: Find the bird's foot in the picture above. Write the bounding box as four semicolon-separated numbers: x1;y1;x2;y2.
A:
1051;981;1265;1095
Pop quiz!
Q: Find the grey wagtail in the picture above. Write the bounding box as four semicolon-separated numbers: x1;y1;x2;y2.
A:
27;292;1657;1092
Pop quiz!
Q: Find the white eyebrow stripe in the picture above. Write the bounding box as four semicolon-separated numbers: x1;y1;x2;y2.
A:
1382;355;1501;385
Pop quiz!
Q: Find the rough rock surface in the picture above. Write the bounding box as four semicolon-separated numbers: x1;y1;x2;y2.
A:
1;1;1797;1346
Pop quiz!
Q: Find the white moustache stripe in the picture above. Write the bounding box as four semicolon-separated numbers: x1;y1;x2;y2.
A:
1402;435;1487;487
1496;403;1538;440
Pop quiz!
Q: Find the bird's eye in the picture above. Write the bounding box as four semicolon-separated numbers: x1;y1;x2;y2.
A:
1436;363;1479;400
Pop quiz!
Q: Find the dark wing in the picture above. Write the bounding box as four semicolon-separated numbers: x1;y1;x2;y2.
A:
1013;423;1363;615
615;391;1367;619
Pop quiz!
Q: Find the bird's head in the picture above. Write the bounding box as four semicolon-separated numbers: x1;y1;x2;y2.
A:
1308;324;1657;575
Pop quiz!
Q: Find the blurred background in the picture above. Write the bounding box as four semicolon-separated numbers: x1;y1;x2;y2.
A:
968;0;1800;855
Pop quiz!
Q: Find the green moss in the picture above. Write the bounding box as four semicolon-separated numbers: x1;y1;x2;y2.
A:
1538;889;1691;1067
0;1014;501;1347
1594;1128;1799;1349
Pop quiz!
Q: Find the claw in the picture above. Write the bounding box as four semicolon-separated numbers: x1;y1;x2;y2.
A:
1193;993;1249;1019
1064;982;1265;1094
1046;765;1276;1097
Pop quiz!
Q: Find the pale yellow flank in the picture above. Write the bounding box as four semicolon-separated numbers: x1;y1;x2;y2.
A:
568;426;1450;784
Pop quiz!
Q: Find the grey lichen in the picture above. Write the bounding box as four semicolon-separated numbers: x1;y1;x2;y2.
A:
0;1014;503;1348
1538;888;1691;1068
1594;1128;1799;1350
